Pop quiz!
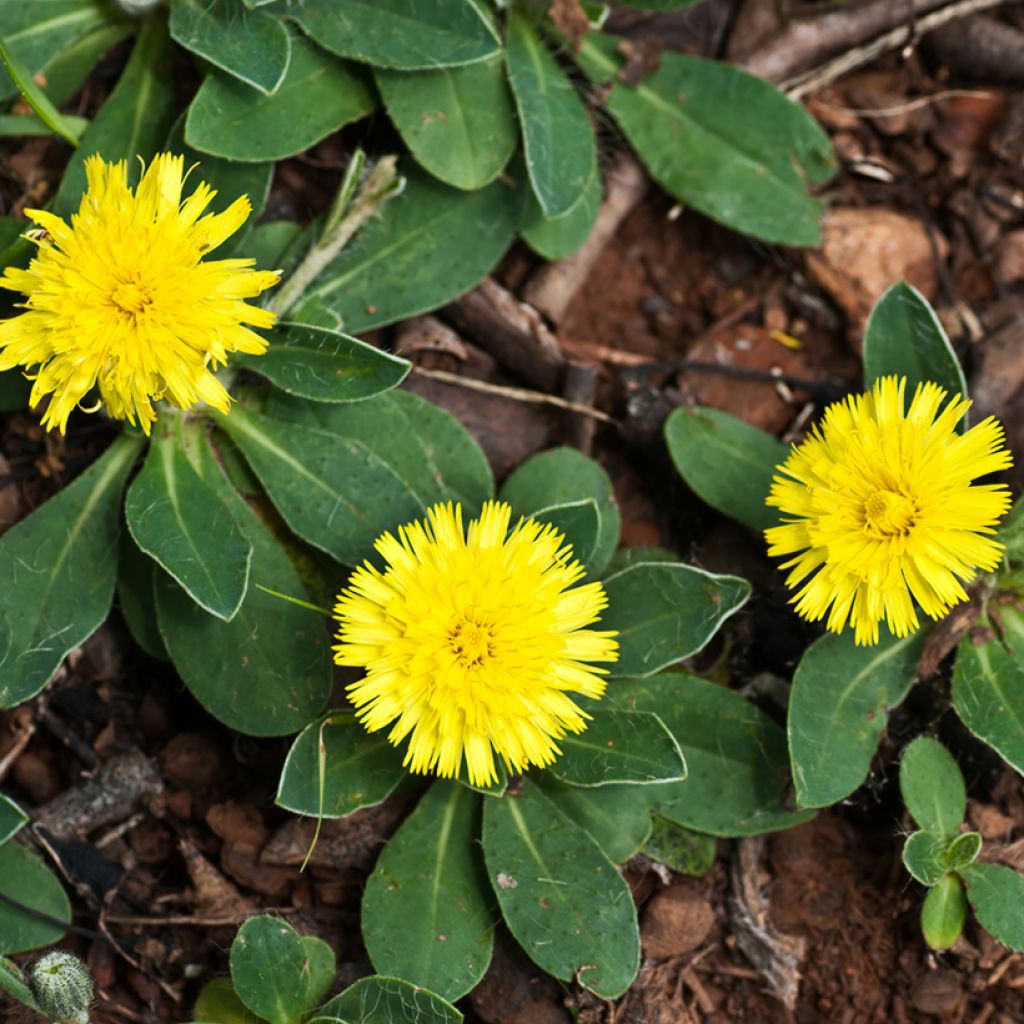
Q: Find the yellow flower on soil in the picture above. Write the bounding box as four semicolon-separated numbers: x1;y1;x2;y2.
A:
766;376;1012;645
0;153;279;434
333;500;619;787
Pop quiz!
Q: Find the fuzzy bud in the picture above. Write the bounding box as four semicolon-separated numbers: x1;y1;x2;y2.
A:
113;0;163;14
29;952;93;1024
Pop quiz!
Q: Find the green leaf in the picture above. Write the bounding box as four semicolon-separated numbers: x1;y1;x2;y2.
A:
664;405;788;532
921;873;967;951
0;957;38;1013
362;781;494;1001
601;563;751;677
0;434;142;708
521;163;601;261
0;0;120;103
0;36;82;144
230;915;336;1024
116;534;170;661
549;709;686;786
213;404;425;566
155;428;331;736
902;830;949;887
961;863;1024;951
244;220;302;271
375;56;517;190
788;630;923;809
499;447;620;577
290;167;522;334
0;113;89;138
0;842;71;954
643;816;716;877
193;978;261;1024
863;282;967;415
609;673;815;836
530;499;601;568
483;779;640;998
313;976;462;1024
575;33;834;246
51;16;176;218
171;0;290;94
237;322;410;403
605;545;678;575
506;12;597;219
185;30;374;162
39;21;132;108
534;775;653;864
0;794;27;845
946;831;983;871
277;0;501;70
125;428;253;621
953;623;1024;774
276;712;406;818
899;737;966;839
266;389;494;513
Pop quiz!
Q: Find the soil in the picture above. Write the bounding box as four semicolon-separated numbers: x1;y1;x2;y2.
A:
4;3;1024;1023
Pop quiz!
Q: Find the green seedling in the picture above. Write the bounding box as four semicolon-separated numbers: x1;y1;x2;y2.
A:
190;914;459;1024
899;737;1024;952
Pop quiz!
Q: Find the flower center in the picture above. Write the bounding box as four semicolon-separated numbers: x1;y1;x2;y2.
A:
449;619;492;667
864;489;917;536
110;279;153;318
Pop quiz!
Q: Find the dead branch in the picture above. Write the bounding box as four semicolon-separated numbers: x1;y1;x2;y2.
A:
442;278;566;392
523;155;648;325
780;0;1016;99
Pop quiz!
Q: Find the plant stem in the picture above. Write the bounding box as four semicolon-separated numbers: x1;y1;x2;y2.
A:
268;155;404;320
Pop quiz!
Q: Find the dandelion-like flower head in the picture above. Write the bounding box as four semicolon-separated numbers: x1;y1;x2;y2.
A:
0;153;279;433
766;376;1012;645
333;500;619;786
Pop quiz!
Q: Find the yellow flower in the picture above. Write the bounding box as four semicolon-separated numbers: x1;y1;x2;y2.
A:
766;376;1012;645
0;153;279;434
333;500;619;787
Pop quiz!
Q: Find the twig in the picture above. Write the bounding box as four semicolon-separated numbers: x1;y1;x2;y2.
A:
0;889;101;940
815;88;993;118
729;837;806;1010
411;366;618;423
746;0;987;83
620;358;848;402
782;0;1015;99
562;362;600;453
104;910;291;927
0;716;35;784
37;705;99;771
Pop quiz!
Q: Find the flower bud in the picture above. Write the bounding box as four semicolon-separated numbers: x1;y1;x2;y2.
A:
29;952;93;1024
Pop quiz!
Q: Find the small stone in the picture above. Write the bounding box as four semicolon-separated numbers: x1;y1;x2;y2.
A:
159;732;221;791
206;802;269;857
641;882;715;959
910;969;963;1016
805;207;948;343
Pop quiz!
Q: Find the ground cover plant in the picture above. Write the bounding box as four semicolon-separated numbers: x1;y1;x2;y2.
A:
1;0;1024;1022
